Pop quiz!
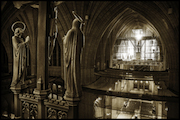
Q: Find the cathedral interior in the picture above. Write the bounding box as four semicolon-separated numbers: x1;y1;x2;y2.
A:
1;1;179;119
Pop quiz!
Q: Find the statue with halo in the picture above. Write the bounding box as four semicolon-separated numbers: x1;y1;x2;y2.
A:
11;21;30;87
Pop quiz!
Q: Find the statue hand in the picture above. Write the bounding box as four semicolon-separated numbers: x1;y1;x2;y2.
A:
25;36;30;43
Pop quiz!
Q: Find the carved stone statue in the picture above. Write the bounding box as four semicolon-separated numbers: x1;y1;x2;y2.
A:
63;11;85;99
11;21;30;87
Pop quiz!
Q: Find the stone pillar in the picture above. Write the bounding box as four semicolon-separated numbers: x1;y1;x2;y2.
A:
33;89;48;119
36;1;50;90
65;98;80;119
157;101;162;119
33;77;49;119
30;43;37;76
33;1;50;119
10;86;22;119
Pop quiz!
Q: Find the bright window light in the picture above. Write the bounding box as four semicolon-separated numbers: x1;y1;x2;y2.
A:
132;29;143;41
135;33;142;40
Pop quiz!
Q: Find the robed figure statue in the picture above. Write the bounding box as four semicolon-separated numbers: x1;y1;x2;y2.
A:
11;21;30;87
63;11;85;100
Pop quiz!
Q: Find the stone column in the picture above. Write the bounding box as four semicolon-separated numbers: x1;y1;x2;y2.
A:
157;101;162;119
36;1;50;90
10;86;22;119
65;98;80;119
33;76;49;119
33;1;50;119
30;42;37;76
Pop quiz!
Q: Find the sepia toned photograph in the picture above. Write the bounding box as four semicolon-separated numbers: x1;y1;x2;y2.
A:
1;1;179;119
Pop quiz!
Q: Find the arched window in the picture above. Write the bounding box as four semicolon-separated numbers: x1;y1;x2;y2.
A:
113;38;161;61
112;28;163;71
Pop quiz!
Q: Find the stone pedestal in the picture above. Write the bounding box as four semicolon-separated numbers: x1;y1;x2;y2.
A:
10;85;22;119
33;88;49;119
64;96;80;119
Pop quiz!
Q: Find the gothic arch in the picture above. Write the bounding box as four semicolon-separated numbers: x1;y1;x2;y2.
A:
81;2;178;89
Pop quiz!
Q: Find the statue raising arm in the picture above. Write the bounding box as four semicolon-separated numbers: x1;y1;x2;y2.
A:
11;21;30;87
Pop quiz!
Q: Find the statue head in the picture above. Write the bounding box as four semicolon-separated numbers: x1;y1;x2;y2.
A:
11;21;26;37
72;11;85;29
72;18;81;28
14;28;24;37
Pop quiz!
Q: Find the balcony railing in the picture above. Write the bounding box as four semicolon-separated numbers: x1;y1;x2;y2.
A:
18;76;69;119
